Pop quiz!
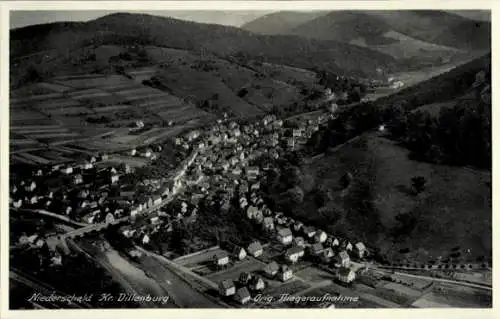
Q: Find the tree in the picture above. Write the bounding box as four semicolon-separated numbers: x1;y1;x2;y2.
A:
411;176;427;194
314;184;332;207
286;186;304;204
237;88;249;98
339;172;353;189
282;165;302;188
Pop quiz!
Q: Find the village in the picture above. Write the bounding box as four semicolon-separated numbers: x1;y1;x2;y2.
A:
9;98;374;305
9;95;491;309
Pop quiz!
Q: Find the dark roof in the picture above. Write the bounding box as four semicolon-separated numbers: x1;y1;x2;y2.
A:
264;261;279;274
236;287;251;299
219;279;235;289
338;251;350;259
286;246;304;256
277;228;292;237
247;241;262;253
338;267;353;276
214;251;229;259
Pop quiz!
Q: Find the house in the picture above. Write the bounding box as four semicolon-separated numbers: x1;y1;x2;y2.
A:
285;246;305;264
293;221;304;233
278;265;293;282
345;242;353;251
246;206;259;220
253;210;264;224
239;197;248;209
327;237;340;247
60;166;73;174
263;261;279;277
322;248;335;262
250;182;260;191
293;237;305;247
142;234;150;245
11;198;23;208
73;174;83;185
233;246;247;261
130;205;142;217
314;230;328;244
337;267;356;284
277;228;293;245
232;167;242;176
25;181;37;192
234;287;251;305
303;226;316;239
292;128;303;138
309;243;324;256
246;166;260;180
50;252;63;266
247;241;263;258
249;276;265;291
213;251;230;267
29;195;38;205
218;280;236;297
354;242;367;259
150;216;161;225
239;272;253;286
111;174;120;184
262;217;275;232
130;148;137;156
153;194;162;206
336;251;351;268
105;213;115;223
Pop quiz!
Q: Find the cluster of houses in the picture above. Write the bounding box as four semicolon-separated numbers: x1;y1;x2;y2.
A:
241;197;367;284
10;141;183;228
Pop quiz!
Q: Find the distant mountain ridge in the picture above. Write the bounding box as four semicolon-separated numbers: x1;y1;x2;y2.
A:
10;12;397;78
242;10;491;53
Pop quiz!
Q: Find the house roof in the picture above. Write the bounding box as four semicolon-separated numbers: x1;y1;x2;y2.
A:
219;279;235;289
294;237;305;244
311;243;324;252
277;228;292;237
355;242;366;250
236;287;251;299
286;246;304;256
250;276;264;286
338;267;354;276
279;265;291;273
214;251;229;259
247;241;262;253
338;251;350;259
303;226;315;234
264;261;279;274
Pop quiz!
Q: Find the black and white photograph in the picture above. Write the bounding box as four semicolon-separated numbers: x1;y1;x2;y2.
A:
5;2;493;311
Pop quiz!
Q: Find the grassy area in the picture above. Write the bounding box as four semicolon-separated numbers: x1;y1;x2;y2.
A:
301;133;491;264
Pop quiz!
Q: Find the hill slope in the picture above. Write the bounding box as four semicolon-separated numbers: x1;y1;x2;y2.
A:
301;134;491;264
11;12;396;78
374;53;491;110
241;11;327;35
242;10;490;60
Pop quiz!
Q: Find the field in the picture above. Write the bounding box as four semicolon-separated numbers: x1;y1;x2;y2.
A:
295;267;335;283
145;46;314;116
301;133;491;264
351;30;462;60
412;283;492;308
10;68;216;162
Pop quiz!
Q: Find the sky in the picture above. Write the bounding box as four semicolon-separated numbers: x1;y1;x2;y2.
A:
10;9;490;30
10;10;274;29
